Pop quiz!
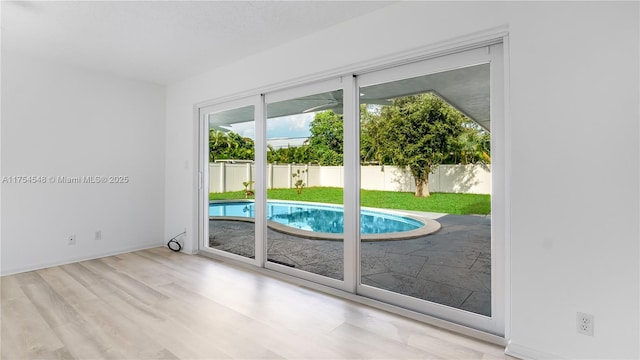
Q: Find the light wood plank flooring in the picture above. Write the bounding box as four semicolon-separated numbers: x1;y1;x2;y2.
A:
1;247;512;359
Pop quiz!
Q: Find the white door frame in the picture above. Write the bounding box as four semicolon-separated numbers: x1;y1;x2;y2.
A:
194;31;510;340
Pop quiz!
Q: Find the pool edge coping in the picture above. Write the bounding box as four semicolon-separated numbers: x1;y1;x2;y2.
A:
208;199;442;241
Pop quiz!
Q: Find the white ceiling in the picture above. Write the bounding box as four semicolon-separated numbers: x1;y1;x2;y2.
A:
1;1;392;85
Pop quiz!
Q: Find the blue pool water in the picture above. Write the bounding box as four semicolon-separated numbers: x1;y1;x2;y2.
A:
209;201;423;234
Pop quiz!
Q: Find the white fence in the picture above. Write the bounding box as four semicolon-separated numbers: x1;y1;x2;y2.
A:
210;163;490;194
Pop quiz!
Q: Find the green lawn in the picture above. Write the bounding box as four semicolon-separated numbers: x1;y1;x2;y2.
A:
210;187;490;215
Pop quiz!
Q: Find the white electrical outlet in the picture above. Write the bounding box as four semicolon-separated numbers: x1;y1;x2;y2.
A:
576;312;594;336
68;235;76;246
95;230;102;240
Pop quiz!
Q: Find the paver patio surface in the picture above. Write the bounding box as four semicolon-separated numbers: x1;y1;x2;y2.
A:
209;213;491;316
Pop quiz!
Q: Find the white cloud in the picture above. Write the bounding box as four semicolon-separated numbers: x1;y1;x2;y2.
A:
267;113;313;139
220;112;315;143
224;121;255;139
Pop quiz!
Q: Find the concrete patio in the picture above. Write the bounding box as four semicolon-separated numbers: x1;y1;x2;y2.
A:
209;213;491;316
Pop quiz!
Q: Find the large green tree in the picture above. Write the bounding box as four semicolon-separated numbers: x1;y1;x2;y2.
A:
367;93;466;197
360;104;390;166
309;111;343;165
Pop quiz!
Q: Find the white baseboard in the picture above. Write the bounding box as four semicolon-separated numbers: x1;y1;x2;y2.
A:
505;341;565;360
0;242;163;276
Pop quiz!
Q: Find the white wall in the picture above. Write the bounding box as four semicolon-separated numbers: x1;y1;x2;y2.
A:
1;51;166;275
165;2;638;359
211;163;491;194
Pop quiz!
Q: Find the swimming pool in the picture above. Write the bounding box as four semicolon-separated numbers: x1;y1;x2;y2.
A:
209;200;440;240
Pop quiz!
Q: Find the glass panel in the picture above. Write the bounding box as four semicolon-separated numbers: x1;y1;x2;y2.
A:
359;64;492;316
206;105;256;260
266;90;344;280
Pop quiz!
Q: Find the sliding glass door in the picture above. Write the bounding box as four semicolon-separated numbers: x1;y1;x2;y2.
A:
355;44;504;334
199;97;261;265
197;43;505;335
264;79;345;285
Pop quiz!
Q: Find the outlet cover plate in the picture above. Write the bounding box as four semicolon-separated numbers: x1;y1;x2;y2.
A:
576;312;594;336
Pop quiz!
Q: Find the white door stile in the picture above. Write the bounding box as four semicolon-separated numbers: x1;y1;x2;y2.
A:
488;42;506;337
254;94;267;267
198;107;209;254
342;74;360;293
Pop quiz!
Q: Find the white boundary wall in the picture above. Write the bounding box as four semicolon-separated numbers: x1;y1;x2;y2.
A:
210;163;490;194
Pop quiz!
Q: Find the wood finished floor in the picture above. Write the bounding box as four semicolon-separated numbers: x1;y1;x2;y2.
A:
1;247;512;360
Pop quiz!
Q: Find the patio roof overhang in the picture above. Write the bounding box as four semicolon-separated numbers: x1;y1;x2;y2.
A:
209;63;490;132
